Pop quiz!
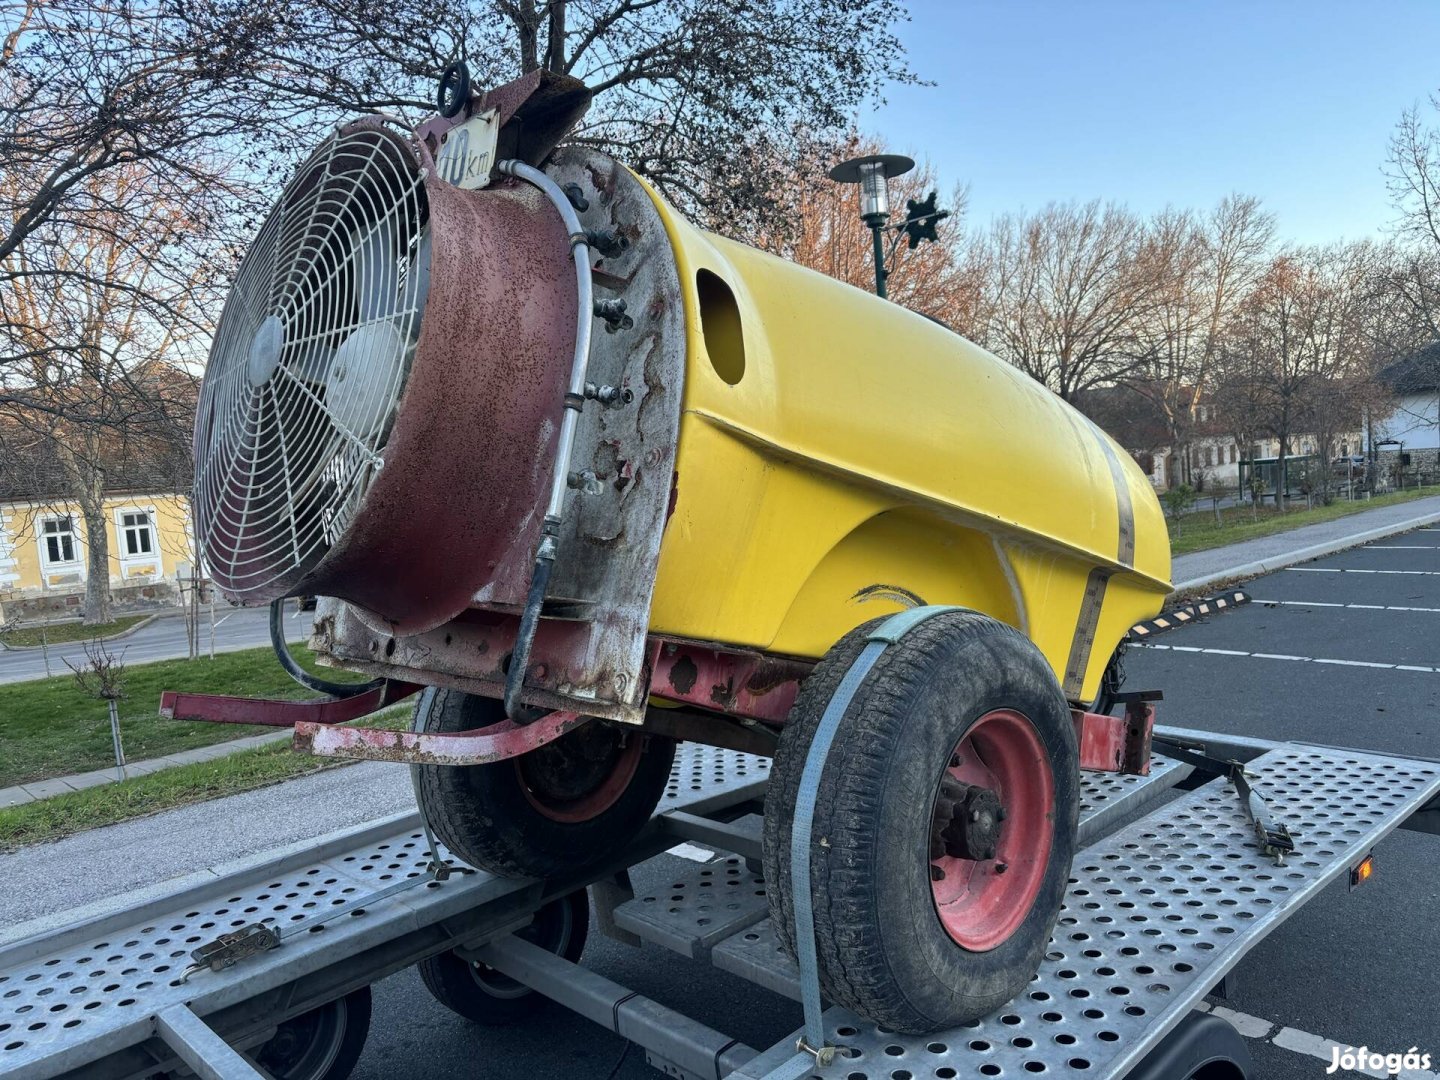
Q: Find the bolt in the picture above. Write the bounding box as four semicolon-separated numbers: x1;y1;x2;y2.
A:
971;809;982;823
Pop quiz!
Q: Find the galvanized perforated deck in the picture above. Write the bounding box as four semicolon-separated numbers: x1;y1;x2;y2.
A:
0;746;770;1080
728;744;1440;1079
620;755;1196;997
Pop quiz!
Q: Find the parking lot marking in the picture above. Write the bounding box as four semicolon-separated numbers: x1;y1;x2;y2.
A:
1363;544;1440;549
1197;1001;1440;1077
1132;642;1437;672
1253;599;1440;614
1287;567;1440;575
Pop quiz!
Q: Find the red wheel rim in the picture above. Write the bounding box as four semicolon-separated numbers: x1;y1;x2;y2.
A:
929;708;1055;952
516;729;643;824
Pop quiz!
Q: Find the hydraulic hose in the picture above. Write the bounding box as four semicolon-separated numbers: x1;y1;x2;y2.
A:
270;599;386;699
495;158;597;723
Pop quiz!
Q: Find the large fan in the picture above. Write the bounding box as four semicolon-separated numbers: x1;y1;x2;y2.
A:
194;125;431;601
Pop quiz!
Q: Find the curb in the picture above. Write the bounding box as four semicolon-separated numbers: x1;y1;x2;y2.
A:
1172;507;1440;594
1130;591;1250;640
0;613;162;652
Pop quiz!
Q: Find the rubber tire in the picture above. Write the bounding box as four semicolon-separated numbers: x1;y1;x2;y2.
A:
411;688;676;879
253;986;372;1080
761;610;1080;1034
417;890;590;1025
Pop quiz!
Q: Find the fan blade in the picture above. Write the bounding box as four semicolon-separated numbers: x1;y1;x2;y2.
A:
352;219;401;324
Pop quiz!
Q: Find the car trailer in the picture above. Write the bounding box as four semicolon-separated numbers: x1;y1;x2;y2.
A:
2;730;1437;1080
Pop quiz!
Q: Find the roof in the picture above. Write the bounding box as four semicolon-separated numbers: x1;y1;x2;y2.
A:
1379;342;1440;395
0;425;192;503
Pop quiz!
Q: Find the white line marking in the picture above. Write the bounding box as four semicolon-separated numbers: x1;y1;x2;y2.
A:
1362;544;1440;549
214;613;233;628
1207;1004;1275;1039
1132;642;1437;671
1253;599;1440;614
1287;567;1440;575
667;842;716;862
1196;1000;1440;1076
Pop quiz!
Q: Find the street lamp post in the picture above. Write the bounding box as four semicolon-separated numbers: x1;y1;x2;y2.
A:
828;153;915;299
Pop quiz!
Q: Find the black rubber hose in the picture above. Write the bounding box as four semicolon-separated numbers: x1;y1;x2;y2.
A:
270;599;386;699
503;554;554;724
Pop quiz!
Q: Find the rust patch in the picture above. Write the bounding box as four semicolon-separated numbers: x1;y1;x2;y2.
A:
669;654;699;695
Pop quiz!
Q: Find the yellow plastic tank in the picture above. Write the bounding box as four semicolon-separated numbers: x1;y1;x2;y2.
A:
643;194;1171;704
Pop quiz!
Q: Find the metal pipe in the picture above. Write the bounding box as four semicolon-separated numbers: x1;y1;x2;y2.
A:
496;159;595;525
494;159;597;721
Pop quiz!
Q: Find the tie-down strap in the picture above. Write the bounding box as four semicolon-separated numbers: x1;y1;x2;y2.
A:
762;605;964;1079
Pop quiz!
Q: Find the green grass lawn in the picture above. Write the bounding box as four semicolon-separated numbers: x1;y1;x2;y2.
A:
0;707;411;851
0;613;151;647
1169;484;1440;555
0;644;374;788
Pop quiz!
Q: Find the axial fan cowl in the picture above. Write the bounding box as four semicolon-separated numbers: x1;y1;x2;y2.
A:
195;119;579;635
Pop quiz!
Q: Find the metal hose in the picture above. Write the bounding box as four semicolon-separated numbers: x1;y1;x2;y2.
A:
495;159;597;723
269;599;386;699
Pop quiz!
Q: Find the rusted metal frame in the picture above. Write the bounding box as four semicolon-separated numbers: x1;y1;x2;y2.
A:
158;680;420;727
641;706;779;758
647;639;812;724
293;708;592;765
1070;698;1155;776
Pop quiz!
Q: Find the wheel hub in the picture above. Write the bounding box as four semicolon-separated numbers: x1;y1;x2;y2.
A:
931;777;1006;863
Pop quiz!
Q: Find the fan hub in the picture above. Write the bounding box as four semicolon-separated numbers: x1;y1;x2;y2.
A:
246;315;285;388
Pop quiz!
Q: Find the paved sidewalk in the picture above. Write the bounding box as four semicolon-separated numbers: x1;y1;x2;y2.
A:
1171;493;1440;591
0;730;291;809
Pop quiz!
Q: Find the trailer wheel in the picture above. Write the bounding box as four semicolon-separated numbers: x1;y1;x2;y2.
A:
253;986;371;1080
417;890;590;1025
762;610;1079;1034
412;689;676;878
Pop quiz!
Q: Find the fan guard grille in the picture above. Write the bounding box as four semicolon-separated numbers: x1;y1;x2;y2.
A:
194;125;430;602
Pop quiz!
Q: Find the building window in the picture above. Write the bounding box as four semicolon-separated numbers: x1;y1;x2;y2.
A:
1204;447;1214;466
40;515;79;567
118;510;156;559
1229;446;1237;463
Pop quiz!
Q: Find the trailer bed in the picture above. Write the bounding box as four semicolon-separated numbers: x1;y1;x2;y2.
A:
1;733;1435;1080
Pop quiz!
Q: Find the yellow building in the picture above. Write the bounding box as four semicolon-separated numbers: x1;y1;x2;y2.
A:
0;490;196;621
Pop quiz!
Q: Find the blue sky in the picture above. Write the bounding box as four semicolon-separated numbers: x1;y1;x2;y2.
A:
868;1;1440;244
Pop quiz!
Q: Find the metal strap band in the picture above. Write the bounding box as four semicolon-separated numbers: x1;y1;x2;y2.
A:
760;605;961;1079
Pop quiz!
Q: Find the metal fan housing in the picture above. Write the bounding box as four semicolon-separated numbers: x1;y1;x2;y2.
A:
194;120;578;634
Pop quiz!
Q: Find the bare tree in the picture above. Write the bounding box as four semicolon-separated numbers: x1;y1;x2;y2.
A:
0;161;201;623
185;0;919;239
1124;195;1275;484
1386;96;1440;340
966;201;1157;401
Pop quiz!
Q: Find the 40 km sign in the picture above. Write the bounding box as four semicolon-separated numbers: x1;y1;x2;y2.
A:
435;109;500;190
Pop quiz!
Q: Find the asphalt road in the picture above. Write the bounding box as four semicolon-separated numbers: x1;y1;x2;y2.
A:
2;532;1438;1079
0;603;310;684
